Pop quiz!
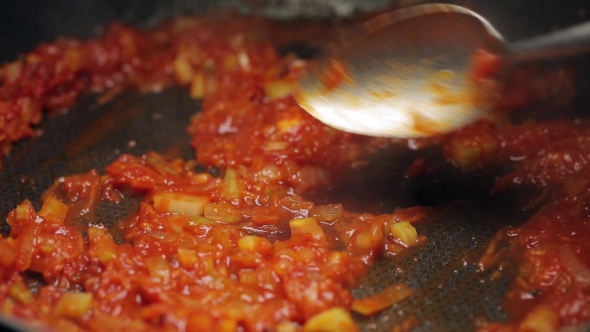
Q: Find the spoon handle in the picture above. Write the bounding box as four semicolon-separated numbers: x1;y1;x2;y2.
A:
508;21;590;63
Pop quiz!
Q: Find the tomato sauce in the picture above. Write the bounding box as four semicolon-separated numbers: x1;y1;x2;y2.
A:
0;12;588;332
0;17;427;332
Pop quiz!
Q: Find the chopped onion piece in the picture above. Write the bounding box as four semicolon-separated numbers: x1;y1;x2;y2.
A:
390;222;418;247
38;196;69;225
153;193;209;218
263;141;290;151
204;202;242;223
310;204;343;223
219;319;238;331
519;305;559;332
177;248;197;269
4;61;22;83
355;231;374;250
223;54;238;71
190;173;212;184
14;200;35;223
258;163;284;181
145;256;171;280
558;245;590;287
297;166;330;188
303;307;358;332
221;168;241;199
263;79;297;101
276;322;299;332
191;216;216;225
289;217;325;239
190;73;217;99
351;283;414;316
237;51;251;71
8;279;33;304
190;72;205;98
55;292;93;319
173;55;195;85
203;58;216;72
238;235;272;253
88;227;118;265
145;152;180;175
277;117;301;133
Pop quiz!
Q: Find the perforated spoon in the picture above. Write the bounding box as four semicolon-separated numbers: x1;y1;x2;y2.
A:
295;3;590;138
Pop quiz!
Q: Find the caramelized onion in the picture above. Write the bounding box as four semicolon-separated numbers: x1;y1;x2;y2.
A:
557;245;590;287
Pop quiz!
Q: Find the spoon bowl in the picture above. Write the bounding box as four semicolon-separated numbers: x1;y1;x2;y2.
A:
295;4;590;138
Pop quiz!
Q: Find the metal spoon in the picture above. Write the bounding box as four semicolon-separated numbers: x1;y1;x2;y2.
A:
295;3;590;138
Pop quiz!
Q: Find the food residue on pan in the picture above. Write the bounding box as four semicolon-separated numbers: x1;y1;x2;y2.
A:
319;58;351;92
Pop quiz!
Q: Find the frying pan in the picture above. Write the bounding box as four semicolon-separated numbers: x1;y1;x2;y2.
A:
1;0;590;331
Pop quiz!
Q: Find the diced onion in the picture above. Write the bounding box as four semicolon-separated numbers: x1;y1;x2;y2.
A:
4;61;22;83
173;56;195;85
8;279;33;304
263;141;290;151
238;235;272;253
449;137;498;168
277;118;301;133
223;54;238;71
55;292;93;319
390;222;418;247
190;73;217;99
351;283;414;316
276;322;298;332
263;79;297;101
297;166;330;188
218;319;238;331
145;256;171;280
203;58;216;72
557;245;590;287
190;173;212;184
145;152;181;175
303;308;358;332
177;248;197;269
237;51;251;71
355;232;374;251
518;305;559;332
14;200;35;222
190;72;205;98
191;216;216;225
310;204;343;223
88;227;118;265
289;217;325;240
204;202;242;223
450;140;481;168
221;168;241;199
153;193;209;218
258;163;284;181
38;196;69;225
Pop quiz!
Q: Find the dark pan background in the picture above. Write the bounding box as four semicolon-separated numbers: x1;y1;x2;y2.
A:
1;1;590;331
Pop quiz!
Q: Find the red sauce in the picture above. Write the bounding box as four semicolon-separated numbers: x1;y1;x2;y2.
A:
0;13;588;332
470;49;502;84
0;17;425;332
